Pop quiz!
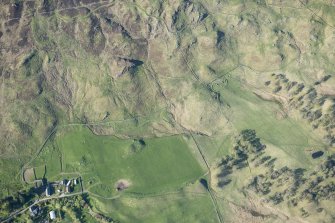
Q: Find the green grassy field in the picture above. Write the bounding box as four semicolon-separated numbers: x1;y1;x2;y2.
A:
32;126;204;196
92;192;218;223
27;126;211;222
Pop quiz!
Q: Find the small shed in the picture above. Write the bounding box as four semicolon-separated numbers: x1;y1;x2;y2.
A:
49;210;56;220
65;185;72;193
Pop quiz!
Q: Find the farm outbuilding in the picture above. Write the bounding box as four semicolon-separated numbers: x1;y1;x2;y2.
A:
66;180;71;187
49;210;56;220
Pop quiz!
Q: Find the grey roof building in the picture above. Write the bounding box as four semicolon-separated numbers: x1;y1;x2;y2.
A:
29;205;39;217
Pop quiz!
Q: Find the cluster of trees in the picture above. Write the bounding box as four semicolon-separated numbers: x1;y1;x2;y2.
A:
247;166;307;205
0;188;37;220
233;129;265;161
216;129;266;188
321;155;335;177
247;174;272;195
299;155;335;202
301;180;335;202
50;194;115;222
266;73;335;146
1;193;116;222
216;128;335;219
247;153;335;217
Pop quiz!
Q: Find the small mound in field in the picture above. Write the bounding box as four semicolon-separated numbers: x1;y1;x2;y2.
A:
23;168;35;183
115;179;131;191
130;138;146;153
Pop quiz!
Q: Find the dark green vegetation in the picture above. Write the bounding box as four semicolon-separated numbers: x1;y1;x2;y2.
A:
1;0;335;222
0;188;37;218
9;194;114;223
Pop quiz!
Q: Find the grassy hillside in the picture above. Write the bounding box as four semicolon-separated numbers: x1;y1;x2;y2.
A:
1;0;335;222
